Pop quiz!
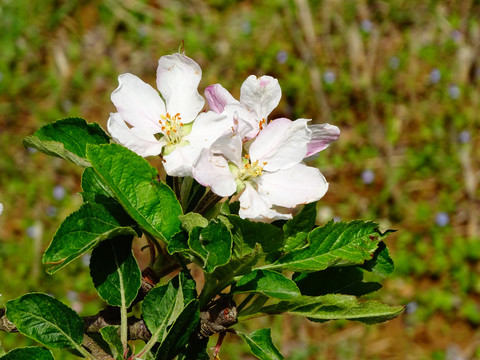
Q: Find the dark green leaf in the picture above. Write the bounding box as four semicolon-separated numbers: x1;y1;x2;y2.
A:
294;267;382;296
188;219;232;273
142;272;196;346
99;326;124;360
6;293;84;349
80;167;116;201
225;215;283;260
154;300;199;360
238;329;284;360
43;201;137;274
0;347;54;360
361;241;394;277
86;144;182;243
23;117;110;167
250;294;404;324
264;220;386;272
282;203;317;252
90;236;141;307
235;270;300;300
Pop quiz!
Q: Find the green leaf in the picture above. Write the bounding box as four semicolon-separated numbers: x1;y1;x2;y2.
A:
179;213;208;233
100;326;124;360
43;201;138;274
282;203;317;252
225;215;283;260
235;270;301;300
86;143;182;243
80;167;116;201
154;300;199;360
0;347;54;360
188;219;232;273
238;329;284;360
23;117;110;167
6;293;84;349
250;294;404;324
90;236;141;307
294;267;382;296
361;241;394;277
142;272;197;347
264;220;386;272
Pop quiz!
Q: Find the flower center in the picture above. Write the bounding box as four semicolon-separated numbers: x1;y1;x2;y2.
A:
159;113;185;145
238;154;267;181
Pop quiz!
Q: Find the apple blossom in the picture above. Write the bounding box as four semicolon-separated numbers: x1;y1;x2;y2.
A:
193;118;329;221
205;75;340;156
107;53;230;176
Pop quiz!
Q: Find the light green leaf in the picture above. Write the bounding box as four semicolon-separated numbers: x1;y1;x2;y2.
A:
42;201;137;274
179;213;208;233
6;293;84;349
86;143;182;243
23;117;110;167
235;270;301;300
249;294;404;324
238;329;284;360
0;347;54;360
90;236;141;307
264;220;387;272
99;326;124;360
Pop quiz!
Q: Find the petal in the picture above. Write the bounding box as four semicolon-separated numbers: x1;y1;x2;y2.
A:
156;53;205;124
111;73;165;132
256;163;328;208
249;118;310;171
185;111;232;150
107;113;163;157
238;183;292;221
193;149;237;197
224;103;259;141
306;123;340;157
162;144;200;177
211;132;243;166
240;75;281;120
205;84;238;113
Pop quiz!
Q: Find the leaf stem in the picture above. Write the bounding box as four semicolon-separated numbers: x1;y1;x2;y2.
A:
236;293;255;313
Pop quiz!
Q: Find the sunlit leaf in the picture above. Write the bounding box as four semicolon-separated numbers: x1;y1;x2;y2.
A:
238;329;284;360
235;270;300;300
6;293;84;349
0;347;54;360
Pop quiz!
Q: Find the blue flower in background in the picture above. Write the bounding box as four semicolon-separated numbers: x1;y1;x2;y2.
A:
53;185;66;201
458;130;470;144
361;19;373;33
429;69;441;84
361;169;375;184
448;84;460;99
276;50;288;64
323;70;336;84
389;57;400;70
435;212;449;227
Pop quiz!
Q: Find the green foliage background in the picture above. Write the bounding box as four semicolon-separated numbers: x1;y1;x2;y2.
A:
0;0;479;359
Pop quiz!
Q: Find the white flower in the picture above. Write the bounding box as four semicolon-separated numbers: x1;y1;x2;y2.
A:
193;118;328;221
205;75;340;156
107;53;230;177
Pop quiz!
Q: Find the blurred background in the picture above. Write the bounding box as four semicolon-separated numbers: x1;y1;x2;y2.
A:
0;0;479;359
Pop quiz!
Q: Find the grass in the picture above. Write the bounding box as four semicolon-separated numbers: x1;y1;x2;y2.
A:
0;0;479;359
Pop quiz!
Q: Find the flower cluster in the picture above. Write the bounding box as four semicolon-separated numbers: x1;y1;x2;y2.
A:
108;53;340;221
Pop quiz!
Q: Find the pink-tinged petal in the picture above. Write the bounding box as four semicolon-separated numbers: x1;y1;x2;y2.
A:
306;123;340;157
156;53;204;124
240;75;281;120
162;144;200;177
193;149;237;197
107;113;163;157
205;84;238;113
224;103;258;141
238;183;292;221
249;118;310;171
256;163;328;208
185;111;232;150
111;73;165;132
